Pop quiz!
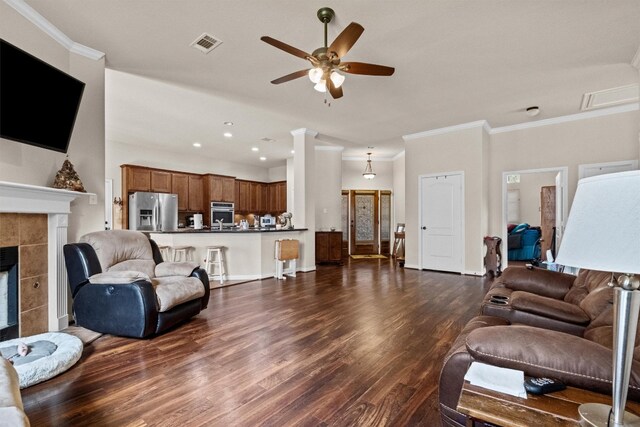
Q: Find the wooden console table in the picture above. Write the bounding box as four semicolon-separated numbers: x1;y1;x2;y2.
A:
457;381;640;427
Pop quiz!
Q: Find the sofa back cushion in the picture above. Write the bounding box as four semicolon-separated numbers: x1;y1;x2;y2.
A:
563;270;614;321
79;230;156;278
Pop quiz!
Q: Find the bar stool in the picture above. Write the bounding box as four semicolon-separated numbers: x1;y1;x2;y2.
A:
205;246;226;285
172;245;195;262
158;245;172;262
275;239;299;280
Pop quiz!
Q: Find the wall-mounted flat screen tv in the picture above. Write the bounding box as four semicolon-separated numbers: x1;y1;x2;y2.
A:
0;39;85;153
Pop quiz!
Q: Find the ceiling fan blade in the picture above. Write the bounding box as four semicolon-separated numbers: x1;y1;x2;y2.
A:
328;22;364;59
328;78;343;99
340;62;395;76
270;69;310;85
260;36;311;60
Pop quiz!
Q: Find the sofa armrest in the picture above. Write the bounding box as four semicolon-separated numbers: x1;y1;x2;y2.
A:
155;262;199;278
64;243;103;297
190;267;210;310
495;266;576;299
73;280;159;338
510;291;590;325
465;325;640;399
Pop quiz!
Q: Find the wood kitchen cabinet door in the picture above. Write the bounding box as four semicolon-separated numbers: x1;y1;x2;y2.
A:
236;180;250;213
222;177;235;203
260;184;269;214
188;175;204;212
249;182;260;213
316;231;342;264
125;166;151;192
172;173;189;211
276;181;287;213
151;170;172;193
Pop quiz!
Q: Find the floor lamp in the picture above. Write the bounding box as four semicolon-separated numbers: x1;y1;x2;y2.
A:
556;170;640;427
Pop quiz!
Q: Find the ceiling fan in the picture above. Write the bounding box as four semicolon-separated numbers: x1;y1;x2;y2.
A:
261;7;395;99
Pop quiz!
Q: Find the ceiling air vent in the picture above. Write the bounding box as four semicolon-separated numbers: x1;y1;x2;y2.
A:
190;33;222;54
260;137;276;143
581;84;639;111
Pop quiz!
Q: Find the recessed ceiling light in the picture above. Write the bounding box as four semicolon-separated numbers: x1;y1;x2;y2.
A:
291;150;295;154
259;156;267;161
223;132;233;138
193;142;201;148
224;121;233;126
251;147;259;152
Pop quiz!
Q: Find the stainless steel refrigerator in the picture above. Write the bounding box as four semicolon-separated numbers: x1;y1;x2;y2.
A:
129;192;178;231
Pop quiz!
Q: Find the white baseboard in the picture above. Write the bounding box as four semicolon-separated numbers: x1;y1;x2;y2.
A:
463;270;485;277
403;264;420;270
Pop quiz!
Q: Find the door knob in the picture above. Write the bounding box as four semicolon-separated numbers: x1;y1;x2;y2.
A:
421;226;427;230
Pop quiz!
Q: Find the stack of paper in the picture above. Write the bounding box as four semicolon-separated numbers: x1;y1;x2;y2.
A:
463;362;527;398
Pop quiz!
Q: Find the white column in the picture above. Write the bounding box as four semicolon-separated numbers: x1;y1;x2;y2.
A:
291;128;318;271
48;213;69;331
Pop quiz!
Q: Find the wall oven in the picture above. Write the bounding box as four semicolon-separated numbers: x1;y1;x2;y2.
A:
211;202;234;226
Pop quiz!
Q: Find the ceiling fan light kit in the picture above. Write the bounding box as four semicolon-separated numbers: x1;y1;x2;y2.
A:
261;7;395;100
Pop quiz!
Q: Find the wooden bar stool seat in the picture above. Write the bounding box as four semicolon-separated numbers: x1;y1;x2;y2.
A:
172;245;195;262
205;246;226;285
157;245;171;262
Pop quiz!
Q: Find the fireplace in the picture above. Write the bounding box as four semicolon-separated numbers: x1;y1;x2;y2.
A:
0;246;19;341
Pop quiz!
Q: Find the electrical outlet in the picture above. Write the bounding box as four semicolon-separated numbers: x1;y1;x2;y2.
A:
89;194;98;205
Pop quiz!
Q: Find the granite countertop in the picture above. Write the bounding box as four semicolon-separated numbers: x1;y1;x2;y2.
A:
152;227;308;234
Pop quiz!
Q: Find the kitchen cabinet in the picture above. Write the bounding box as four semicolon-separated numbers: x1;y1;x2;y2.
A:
315;231;342;264
150;170;172;193
260;184;269;214
250;182;260;213
188;175;204;212
268;181;287;214
204;175;235;204
171;173;189;211
235;180;250;213
123;165;151;192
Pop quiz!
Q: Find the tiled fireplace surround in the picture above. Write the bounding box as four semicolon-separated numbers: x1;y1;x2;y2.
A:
0;181;87;336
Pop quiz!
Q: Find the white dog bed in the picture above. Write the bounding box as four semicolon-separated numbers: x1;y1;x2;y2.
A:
0;332;83;388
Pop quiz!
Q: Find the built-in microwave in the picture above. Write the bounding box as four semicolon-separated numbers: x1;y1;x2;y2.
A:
211;202;234;226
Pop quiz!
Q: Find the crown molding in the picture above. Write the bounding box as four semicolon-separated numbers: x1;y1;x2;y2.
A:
402;120;489;141
490;103;639;134
4;0;105;60
342;156;394;162
632;44;640;70
290;128;318;138
314;146;344;152
392;150;405;161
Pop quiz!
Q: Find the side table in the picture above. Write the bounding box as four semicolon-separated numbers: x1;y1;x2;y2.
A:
457;381;640;427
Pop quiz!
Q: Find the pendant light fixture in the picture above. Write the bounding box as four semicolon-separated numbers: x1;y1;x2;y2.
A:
362;152;376;179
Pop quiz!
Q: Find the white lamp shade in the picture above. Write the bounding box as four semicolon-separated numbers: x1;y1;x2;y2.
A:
308;68;323;84
330;71;345;88
314;80;327;92
555;170;640;274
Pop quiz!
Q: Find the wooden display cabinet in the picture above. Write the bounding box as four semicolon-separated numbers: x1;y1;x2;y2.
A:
315;231;342;264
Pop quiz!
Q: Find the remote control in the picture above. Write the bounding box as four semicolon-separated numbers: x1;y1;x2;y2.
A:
524;377;566;395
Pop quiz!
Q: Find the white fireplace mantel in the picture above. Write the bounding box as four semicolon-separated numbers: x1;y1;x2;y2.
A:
0;181;94;332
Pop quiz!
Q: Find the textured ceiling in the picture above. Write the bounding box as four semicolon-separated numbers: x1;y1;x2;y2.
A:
26;0;640;167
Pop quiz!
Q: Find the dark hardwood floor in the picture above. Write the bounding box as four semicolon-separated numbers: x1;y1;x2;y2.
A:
22;259;491;426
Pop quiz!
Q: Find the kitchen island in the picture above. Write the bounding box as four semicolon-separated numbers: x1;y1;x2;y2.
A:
150;228;311;283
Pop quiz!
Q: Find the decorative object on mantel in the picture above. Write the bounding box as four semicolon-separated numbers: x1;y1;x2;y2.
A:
52;156;86;192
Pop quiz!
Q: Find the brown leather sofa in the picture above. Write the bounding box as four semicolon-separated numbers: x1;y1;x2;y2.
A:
439;267;639;427
481;266;614;336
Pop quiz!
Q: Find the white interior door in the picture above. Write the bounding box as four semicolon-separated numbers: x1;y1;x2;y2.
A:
507;189;520;224
420;173;463;273
105;179;113;230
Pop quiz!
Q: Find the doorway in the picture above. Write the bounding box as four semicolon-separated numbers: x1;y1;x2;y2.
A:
419;172;464;273
501;167;568;268
343;190;392;255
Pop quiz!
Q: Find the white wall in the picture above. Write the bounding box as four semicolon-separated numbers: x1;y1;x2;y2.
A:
106;140;271;198
404;124;489;274
342;159;393;190
393;152;406;226
507;171;557;226
489;110;640;237
268;165;287;182
314;149;342;231
0;2;106;241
